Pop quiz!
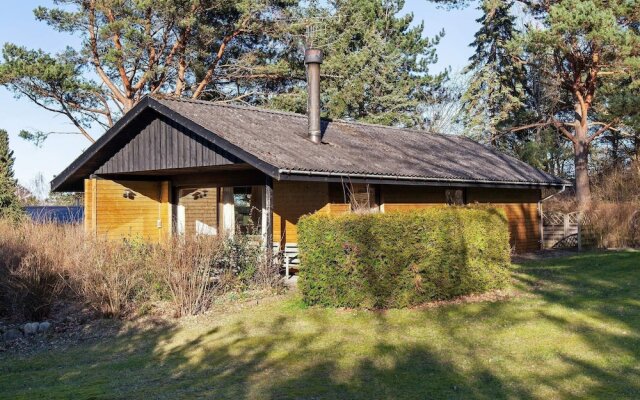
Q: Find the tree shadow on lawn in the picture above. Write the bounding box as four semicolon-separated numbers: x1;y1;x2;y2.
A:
133;313;519;400
509;250;640;397
1;251;639;399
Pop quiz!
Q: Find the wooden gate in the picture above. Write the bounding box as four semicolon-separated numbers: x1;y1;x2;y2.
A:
542;211;581;249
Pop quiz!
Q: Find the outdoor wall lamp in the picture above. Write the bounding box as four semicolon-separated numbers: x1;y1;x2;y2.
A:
192;190;208;200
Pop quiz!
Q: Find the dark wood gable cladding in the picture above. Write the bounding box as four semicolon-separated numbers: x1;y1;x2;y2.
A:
95;113;241;175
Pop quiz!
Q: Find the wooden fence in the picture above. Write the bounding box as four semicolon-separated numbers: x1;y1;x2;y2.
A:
542;211;582;249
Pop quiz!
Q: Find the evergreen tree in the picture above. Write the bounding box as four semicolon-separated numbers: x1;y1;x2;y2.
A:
516;0;640;208
271;0;447;127
0;130;24;221
461;0;524;145
0;0;297;145
435;0;640;208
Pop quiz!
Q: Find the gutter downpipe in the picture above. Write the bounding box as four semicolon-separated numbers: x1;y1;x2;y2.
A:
538;184;569;250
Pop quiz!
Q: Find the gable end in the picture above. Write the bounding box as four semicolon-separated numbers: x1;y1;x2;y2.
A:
95;113;242;174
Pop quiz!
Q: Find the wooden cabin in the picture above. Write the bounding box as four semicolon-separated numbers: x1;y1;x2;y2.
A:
51;96;568;254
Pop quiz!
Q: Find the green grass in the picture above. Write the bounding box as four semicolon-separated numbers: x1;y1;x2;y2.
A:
1;251;639;399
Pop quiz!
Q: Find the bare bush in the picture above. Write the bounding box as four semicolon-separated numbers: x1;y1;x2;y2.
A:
155;236;224;317
153;233;279;317
0;220;280;321
0;220;66;320
583;202;640;248
583;162;640;248
66;239;149;317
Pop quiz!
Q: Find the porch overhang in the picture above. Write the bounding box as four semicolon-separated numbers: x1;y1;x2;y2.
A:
51;97;282;192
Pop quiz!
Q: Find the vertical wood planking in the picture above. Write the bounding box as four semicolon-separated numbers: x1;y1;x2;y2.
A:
94;113;240;175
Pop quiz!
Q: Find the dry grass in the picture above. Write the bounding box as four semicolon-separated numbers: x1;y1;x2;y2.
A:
583;163;640;248
583;201;640;248
0;220;280;321
544;163;640;249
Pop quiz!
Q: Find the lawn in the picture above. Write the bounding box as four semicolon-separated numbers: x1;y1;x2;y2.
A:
1;251;639;399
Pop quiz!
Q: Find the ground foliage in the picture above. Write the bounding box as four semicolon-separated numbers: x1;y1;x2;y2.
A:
1;251;639;399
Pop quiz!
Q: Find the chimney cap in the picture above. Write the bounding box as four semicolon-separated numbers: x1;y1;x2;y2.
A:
304;48;323;64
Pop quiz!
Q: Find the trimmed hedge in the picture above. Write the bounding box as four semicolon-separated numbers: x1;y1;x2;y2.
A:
297;207;511;308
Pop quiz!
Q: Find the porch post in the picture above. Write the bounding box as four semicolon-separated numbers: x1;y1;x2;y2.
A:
264;176;274;258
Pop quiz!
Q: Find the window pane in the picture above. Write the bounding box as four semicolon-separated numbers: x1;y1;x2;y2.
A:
233;186;262;235
445;189;465;205
349;184;378;211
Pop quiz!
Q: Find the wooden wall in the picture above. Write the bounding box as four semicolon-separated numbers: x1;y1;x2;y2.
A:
466;187;541;253
96;113;241;174
378;185;541;253
381;186;446;212
273;181;332;245
178;187;218;236
272;182;542;253
84;178;171;241
85;176;541;253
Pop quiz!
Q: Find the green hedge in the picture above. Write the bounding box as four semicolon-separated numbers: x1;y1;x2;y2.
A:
297;207;511;308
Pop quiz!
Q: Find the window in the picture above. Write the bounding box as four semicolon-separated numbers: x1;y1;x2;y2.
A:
348;183;378;212
233;186;263;235
445;189;466;205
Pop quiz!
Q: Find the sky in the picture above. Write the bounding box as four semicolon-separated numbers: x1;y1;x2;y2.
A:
0;0;481;190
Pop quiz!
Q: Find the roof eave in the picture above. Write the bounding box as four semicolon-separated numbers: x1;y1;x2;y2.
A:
278;169;571;189
50;97;154;192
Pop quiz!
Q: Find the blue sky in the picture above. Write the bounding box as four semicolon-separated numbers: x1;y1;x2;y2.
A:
0;0;480;189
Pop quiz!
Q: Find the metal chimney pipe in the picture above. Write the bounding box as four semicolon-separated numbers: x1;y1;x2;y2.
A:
304;48;323;144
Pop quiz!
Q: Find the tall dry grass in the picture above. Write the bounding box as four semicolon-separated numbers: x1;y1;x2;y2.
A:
577;163;640;248
0;220;280;321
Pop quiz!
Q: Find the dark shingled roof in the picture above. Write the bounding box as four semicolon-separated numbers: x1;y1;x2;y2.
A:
52;96;569;192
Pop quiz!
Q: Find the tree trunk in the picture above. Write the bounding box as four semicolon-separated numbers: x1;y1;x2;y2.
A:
573;135;591;209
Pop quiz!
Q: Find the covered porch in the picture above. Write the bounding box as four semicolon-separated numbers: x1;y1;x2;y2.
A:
83;165;274;248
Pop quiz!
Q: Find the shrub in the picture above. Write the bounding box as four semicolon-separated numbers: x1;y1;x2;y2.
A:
156;235;224;317
0;219;279;321
152;232;272;317
0;219;66;320
582;201;640;248
297;207;511;308
581;163;640;248
67;238;149;317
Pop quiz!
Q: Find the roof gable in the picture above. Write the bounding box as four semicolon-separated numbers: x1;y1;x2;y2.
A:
51;97;279;192
96;113;241;174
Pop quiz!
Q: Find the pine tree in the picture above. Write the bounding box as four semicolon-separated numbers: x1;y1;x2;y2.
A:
461;0;524;145
271;0;447;128
0;129;24;221
434;0;640;208
0;0;298;145
516;0;640;208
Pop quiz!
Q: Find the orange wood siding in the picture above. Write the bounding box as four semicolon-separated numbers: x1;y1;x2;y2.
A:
86;179;171;241
381;186;446;212
467;188;541;253
178;187;218;236
83;178;96;233
272;182;541;252
273;181;331;245
378;186;542;252
382;185;447;204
